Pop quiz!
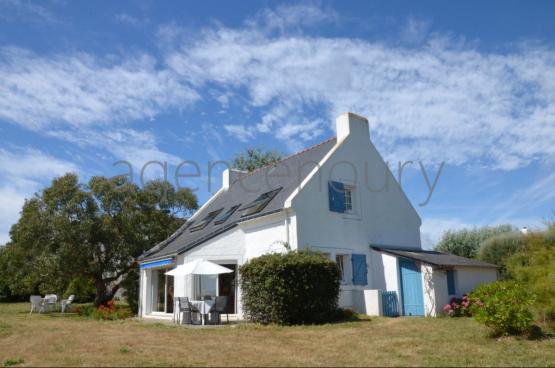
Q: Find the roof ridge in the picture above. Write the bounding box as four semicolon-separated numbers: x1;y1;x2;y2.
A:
238;136;337;179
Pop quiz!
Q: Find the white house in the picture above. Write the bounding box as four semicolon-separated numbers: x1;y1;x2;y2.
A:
137;112;497;320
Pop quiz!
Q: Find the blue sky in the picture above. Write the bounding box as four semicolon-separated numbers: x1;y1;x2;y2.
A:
1;0;554;248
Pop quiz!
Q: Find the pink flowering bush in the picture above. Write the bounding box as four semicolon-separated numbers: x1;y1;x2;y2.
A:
442;294;472;317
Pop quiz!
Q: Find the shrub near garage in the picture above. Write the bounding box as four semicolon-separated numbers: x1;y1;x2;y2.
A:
239;250;341;325
470;280;535;336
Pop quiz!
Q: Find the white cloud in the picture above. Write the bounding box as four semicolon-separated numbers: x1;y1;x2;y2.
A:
114;13;143;26
420;217;473;249
0;0;58;24
223;124;256;142
246;3;339;33
0;47;199;130
164;7;555;169
400;16;431;44
0;147;78;245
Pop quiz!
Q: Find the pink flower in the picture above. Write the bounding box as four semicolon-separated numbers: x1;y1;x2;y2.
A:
443;304;452;313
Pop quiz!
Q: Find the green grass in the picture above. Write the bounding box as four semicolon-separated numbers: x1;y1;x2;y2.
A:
0;302;553;366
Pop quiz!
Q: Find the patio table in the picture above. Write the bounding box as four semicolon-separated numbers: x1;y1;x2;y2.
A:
190;299;215;325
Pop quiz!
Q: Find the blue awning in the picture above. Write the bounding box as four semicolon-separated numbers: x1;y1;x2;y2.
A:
139;258;174;270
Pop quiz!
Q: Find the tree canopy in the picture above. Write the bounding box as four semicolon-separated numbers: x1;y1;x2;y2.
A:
434;224;516;258
232;148;282;172
0;173;197;306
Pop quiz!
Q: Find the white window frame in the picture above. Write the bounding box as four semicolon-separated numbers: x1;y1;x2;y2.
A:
343;186;353;212
335;254;346;283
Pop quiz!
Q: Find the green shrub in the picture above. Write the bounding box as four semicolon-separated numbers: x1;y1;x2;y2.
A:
76;301;132;320
507;230;555;328
239;250;341;325
479;232;526;278
64;276;95;303
470;281;535;336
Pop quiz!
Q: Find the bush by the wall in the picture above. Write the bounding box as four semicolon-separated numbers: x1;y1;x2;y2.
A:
470;281;535;336
239;250;341;325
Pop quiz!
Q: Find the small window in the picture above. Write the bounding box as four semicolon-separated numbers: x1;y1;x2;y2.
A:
189;209;222;232
344;186;353;212
335;254;346;282
328;181;355;213
241;187;282;217
447;270;456;295
214;205;240;225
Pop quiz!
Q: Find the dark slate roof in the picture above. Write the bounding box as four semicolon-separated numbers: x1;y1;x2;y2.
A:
371;246;498;268
139;137;337;261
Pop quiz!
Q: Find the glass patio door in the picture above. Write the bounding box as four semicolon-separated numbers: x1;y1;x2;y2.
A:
153;268;174;313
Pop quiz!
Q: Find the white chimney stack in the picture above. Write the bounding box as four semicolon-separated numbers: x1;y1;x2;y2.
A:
222;168;246;190
336;112;370;143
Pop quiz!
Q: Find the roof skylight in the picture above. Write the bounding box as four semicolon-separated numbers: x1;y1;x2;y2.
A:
214;205;241;225
189;209;222;232
241;187;282;217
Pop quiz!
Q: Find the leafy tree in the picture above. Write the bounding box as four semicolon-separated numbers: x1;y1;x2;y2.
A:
507;224;555;327
478;232;526;278
232;148;282;172
3;173;197;307
435;225;516;258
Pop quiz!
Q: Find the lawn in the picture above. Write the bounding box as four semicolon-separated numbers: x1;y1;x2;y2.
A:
0;303;554;367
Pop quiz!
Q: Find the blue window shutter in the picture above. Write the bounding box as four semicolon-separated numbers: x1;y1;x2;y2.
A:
351;254;368;285
328;181;345;213
447;270;456;295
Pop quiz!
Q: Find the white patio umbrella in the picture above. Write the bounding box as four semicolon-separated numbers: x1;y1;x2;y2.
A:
165;259;233;276
166;259;233;324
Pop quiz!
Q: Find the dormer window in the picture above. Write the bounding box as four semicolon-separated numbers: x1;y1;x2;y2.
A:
189;209;222;232
214;205;241;225
241;187;282;217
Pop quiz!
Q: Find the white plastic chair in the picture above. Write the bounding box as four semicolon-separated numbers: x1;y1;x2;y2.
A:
61;295;75;313
29;295;43;314
44;294;58;312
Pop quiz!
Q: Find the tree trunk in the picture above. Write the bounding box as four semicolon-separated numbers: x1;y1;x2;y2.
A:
93;278;118;307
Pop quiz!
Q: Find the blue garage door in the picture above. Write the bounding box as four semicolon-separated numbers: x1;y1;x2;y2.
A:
399;259;425;316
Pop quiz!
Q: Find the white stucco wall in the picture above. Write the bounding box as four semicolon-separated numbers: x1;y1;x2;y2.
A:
422;266;498;316
291;125;421;255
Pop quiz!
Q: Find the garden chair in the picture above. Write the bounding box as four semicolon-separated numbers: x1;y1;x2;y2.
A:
43;294;58;312
29;295;43;314
61;295;75;313
176;297;197;325
210;295;228;324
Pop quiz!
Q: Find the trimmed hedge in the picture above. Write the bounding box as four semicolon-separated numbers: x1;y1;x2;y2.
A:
239;250;341;325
